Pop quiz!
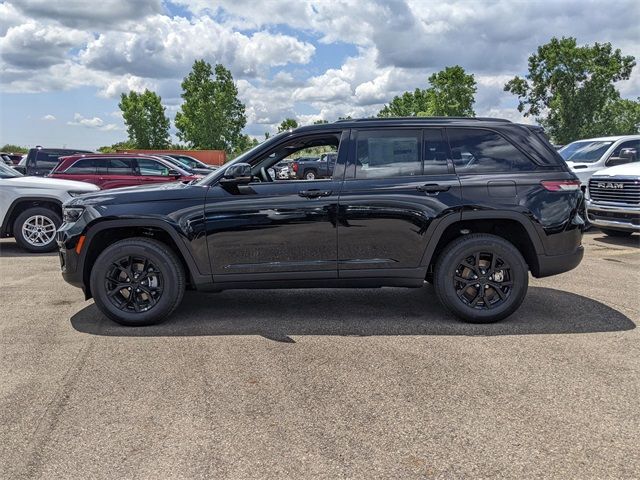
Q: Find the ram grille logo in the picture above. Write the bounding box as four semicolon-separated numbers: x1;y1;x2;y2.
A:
596;182;624;189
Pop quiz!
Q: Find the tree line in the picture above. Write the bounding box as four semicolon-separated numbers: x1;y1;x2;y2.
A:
104;36;639;155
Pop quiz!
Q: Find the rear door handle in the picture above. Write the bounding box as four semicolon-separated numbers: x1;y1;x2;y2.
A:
417;184;450;194
299;189;332;198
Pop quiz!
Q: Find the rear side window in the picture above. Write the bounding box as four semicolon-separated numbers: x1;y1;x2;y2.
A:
355;130;422;179
35;151;64;170
64;159;97;174
107;158;135;175
448;128;536;173
137;159;170;176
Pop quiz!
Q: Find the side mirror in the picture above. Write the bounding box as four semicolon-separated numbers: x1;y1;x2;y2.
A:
606;148;637;167
220;162;252;185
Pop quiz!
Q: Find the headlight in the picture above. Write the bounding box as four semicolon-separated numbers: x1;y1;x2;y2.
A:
62;206;85;223
67;191;87;197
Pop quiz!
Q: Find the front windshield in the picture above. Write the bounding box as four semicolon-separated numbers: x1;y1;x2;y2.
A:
0;162;22;178
559;141;613;163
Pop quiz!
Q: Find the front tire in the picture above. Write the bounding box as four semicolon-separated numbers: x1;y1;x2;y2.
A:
90;238;185;326
13;207;61;253
600;228;633;238
434;234;528;323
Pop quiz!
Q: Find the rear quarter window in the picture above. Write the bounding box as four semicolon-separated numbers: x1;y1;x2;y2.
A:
447;128;536;173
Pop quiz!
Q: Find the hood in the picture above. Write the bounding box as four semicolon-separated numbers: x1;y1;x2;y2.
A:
68;179;205;206
5;175;100;191
591;163;640;178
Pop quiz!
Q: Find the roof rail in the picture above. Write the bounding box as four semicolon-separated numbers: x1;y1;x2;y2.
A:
334;116;512;123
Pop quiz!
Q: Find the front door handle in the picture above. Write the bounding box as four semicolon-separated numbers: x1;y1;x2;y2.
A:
299;189;332;198
417;184;450;194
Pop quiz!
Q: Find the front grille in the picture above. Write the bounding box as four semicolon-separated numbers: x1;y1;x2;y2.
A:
589;177;640;205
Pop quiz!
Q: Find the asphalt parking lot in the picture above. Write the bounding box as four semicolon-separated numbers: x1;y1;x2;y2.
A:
1;231;639;479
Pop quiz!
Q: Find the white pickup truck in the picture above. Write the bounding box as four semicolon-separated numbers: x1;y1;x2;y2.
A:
0;162;99;252
586;162;640;237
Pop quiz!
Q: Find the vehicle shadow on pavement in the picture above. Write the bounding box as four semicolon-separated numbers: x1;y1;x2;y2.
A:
0;242;58;258
70;286;635;341
590;232;639;248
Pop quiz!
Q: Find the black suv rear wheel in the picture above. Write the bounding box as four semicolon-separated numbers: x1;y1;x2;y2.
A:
90;238;185;326
434;234;528;323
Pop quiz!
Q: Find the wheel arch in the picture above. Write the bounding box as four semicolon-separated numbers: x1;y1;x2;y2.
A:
1;197;63;236
79;219;210;299
421;211;544;277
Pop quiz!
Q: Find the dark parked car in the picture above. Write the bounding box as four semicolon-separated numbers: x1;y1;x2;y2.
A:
0;152;24;165
57;117;585;326
166;154;218;172
292;153;337;179
16;147;93;176
153;155;213;176
49;153;199;189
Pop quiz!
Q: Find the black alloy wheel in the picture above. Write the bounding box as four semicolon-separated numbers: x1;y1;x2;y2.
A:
105;255;164;313
453;251;513;310
434;233;528;323
90;237;185;326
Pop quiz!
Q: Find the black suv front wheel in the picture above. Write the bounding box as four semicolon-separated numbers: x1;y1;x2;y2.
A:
434;234;528;323
90;238;185;326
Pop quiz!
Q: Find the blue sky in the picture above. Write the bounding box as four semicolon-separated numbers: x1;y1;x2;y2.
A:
1;0;639;150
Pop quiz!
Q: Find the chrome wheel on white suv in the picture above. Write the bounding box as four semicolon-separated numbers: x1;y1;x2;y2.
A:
13;207;62;253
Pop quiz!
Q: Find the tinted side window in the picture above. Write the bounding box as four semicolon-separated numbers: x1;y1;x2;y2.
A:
137;159;170;176
423;129;449;175
64;159;97;174
107;158;135;175
356;130;421;179
36;151;63;170
448;128;536;173
611;140;640;158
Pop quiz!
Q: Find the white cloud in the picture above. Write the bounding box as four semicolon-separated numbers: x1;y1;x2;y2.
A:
67;113;119;131
41;114;56;121
10;0;164;29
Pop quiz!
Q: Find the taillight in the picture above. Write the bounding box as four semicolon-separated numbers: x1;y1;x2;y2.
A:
541;180;581;191
292;163;298;172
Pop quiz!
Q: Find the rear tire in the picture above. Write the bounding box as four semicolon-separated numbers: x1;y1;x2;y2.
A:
13;207;61;253
434;234;528;323
600;228;633;237
90;237;185;326
304;169;317;180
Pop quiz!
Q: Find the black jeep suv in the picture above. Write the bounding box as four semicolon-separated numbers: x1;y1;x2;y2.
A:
57;118;585;326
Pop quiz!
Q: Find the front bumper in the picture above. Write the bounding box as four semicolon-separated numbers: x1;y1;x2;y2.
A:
586;200;640;232
56;221;87;292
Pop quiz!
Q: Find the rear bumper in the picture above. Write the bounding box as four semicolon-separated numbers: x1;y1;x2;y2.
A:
535;245;584;278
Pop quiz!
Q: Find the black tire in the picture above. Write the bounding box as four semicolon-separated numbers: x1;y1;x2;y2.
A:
13;206;61;253
433;234;528;323
90;237;185;326
304;169;317;180
600;228;633;238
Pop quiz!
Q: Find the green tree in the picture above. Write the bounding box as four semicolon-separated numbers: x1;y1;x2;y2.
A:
419;65;476;116
228;134;260;160
590;98;640;136
175;60;246;151
504;37;636;143
378;66;476;117
1;144;28;153
97;140;136;153
313;119;328;124
278;118;299;132
119;89;171;149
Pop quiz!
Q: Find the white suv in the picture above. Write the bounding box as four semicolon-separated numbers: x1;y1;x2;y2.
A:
559;135;640;185
0;163;99;252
